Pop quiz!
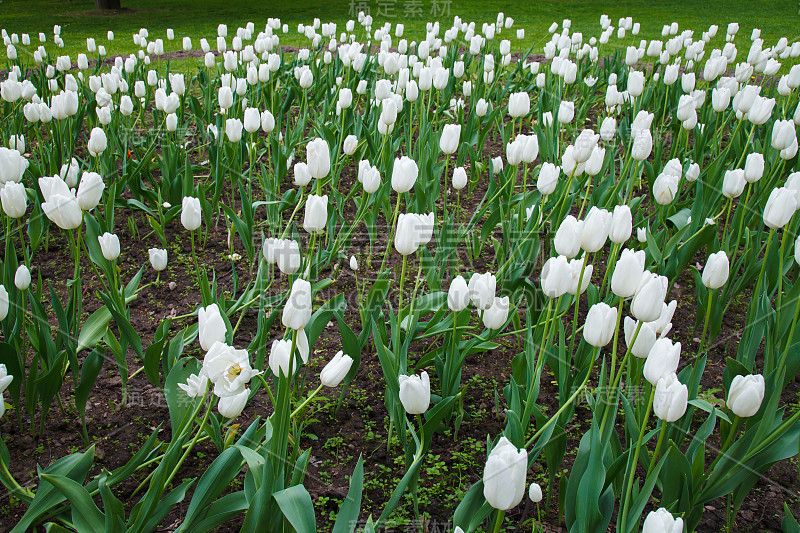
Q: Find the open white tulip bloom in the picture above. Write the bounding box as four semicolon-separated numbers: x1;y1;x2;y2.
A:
483;436;527;510
320;351;354;387
202;341;260;398
642;508;684;533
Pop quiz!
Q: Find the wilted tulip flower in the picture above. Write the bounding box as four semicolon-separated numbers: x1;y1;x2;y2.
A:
87;127;107;157
584;302;618;347
653;373;688;422
0;286;7;321
77;171;105;211
198;303;228;351
181;196;202;231
702;251;730;289
149;248;168;271
14;265;30;290
391;156;419;193
580;206;611;253
218;388;248;418
482;296;510;329
722;169;746;199
468;272;497;310
39;175;82;230
537;163;559;195
554;215;584;258
283;278;312;330
483;437;527;510
763;187;797;229
632;273;669;322
448;275;470;312
508;91;530;118
744;153;765;183
307;138;331;180
320;351;354;387
727;374;765;417
642;507;684;533
644;337;681;385
303;194;328;234
612;249;646;298
439;124;461;155
0;181;27;218
541;255;572;298
398;371;430;414
98;232;120;261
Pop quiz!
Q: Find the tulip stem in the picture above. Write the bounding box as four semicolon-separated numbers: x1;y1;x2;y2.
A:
163;393;213;491
379;193;402;275
606;297;626;391
256;374;277;411
645;420;668;479
707;415;740;474
0;453;34;500
190;230;201;291
568;252;591;357
698;289;714;358
491;510;505;533
775;229;791;351
291;384;324;419
599;242;620;298
601;322;643;436
619;385;655;533
397;254;408;322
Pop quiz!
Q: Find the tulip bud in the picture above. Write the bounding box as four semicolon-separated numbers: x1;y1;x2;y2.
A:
149;248;168;271
218;388;248;418
225;118;243;142
653;172;679;205
349;256;358;271
643;508;684;533
528;483;542;503
554;215;584;258
726;374;765;417
558;100;574;123
609;205;632;243
452;167;468;190
98;232;120;261
181;196;202;231
398;371;430;414
744;153;764;183
87;127;107;157
243;107;260;134
702;251;730;289
283;278;312;330
508;91;530;118
320;351;354;387
722;169;746;199
483;437;527;510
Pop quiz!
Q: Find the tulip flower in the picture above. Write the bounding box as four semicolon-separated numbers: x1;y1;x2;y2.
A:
391;156;419;193
702;251;730;289
508;92;530;118
349;256;358;271
395;213;422;256
218;388;248;418
307;138;331;180
772;120;796;151
198;304;228;351
452;167;468;190
343;135;358;156
178;372;209;398
269;339;297;377
14;265;30;290
483;437;527;510
283;278;312;330
653;172;679;205
261;110;275;133
580;207;611;252
293;162;311;187
0;286;7;321
482;296;510;329
722;169;746;199
686;163;700;182
652;300;677;336
320;351;354;387
600;116;616;141
541;255;571;298
448;275;470;312
181;196;202;231
0;181;27;218
87;127;107;157
558;100;574;123
554;215;584;259
653;373;688;422
567;257;593;295
0;364;12;395
583;302;618;347
202;341;260;397
439;124;461;155
609;205;632;243
528;483;542;503
275;239;301;275
537;163;559;195
642;508;684;533
302;194;328;234
468;272;497;310
612;249;646;299
39;175;82;230
744;153;765;183
572;130;600;164
149;248;168;271
76;171;105;211
643;338;681;385
727;374;765;417
632;273;669;323
398;371;430;414
98;232;120;261
631;130;653;161
763;187;797;229
225;118;243;143
243;108;260;134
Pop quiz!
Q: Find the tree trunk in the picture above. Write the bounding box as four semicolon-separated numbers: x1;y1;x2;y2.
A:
95;0;121;9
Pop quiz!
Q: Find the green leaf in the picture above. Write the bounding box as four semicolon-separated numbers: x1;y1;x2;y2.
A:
40;474;104;533
273;484;316;533
76;306;112;353
332;456;364;533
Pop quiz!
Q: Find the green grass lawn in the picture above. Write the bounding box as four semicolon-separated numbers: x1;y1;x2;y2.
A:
1;0;799;66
